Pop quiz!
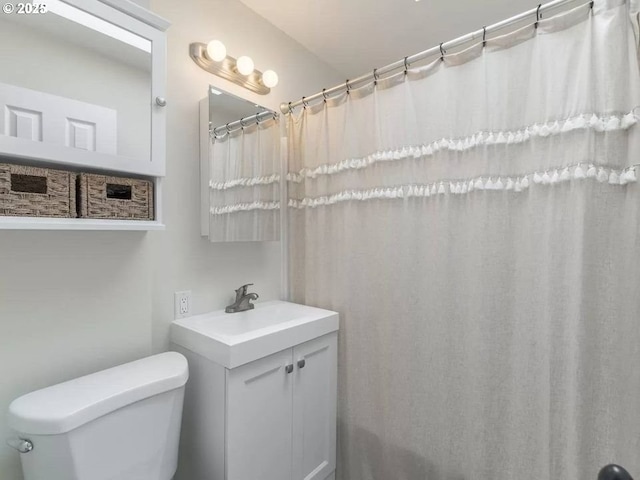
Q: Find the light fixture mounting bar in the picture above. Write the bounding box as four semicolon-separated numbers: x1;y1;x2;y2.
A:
189;43;270;95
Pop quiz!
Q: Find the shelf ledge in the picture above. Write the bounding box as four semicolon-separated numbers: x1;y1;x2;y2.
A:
0;217;165;231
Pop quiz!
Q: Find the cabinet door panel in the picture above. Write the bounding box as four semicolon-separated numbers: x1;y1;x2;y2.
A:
0;82;117;153
292;333;337;480
226;348;294;480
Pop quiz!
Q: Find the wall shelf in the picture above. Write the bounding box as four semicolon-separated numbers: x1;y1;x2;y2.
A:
0;217;165;231
0;136;165;178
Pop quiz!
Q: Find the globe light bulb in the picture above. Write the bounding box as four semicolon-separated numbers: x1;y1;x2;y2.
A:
236;56;254;76
206;40;227;62
261;70;279;88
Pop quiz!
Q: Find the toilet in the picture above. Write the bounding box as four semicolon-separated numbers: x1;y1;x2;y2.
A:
6;352;188;480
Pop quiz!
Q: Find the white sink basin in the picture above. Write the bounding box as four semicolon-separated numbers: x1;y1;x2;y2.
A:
170;300;339;369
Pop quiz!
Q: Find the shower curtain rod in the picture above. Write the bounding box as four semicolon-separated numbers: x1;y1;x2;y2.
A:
280;0;588;114
212;110;278;137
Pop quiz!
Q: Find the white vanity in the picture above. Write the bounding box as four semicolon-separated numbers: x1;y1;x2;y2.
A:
170;300;339;480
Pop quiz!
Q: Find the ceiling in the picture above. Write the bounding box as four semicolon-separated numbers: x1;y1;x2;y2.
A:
240;0;543;78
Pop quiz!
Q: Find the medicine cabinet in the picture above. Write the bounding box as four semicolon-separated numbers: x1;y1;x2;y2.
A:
0;0;169;230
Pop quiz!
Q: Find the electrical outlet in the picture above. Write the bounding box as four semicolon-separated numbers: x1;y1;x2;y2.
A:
174;291;192;319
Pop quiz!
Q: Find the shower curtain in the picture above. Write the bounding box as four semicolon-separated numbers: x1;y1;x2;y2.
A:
287;0;640;478
208;117;280;242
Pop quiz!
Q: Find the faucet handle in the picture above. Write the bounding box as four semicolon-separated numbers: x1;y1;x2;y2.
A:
239;283;254;295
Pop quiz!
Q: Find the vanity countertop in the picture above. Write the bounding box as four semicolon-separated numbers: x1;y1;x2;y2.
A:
170;300;339;369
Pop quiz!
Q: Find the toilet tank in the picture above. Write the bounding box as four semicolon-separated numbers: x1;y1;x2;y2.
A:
7;352;189;480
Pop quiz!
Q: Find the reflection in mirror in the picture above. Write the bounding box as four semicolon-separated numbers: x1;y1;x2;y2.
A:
0;3;151;162
209;87;268;132
203;87;280;242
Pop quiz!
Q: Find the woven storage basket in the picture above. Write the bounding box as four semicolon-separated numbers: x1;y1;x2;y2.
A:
78;173;154;220
0;163;77;218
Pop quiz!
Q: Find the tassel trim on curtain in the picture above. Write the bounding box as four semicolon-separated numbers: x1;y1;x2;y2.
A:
210;200;280;215
286;164;637;209
207;110;637;193
210;172;280;190
210;163;637;213
287;110;638;182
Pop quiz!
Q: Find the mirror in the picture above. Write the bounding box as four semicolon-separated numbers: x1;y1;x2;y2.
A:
208;87;269;133
0;2;151;163
200;87;280;242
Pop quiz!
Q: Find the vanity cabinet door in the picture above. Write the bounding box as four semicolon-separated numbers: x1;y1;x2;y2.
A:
226;348;294;480
292;332;338;480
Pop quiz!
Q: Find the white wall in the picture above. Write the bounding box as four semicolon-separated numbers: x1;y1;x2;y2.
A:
147;0;342;352
0;0;341;478
0;232;153;480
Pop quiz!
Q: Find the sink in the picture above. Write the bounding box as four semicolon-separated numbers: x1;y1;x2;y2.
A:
170;300;339;369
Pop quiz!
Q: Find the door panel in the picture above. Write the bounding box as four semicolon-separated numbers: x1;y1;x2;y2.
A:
226;348;294;480
0;82;117;153
292;333;338;480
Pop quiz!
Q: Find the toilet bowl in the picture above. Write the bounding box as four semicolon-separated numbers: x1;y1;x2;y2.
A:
7;352;189;480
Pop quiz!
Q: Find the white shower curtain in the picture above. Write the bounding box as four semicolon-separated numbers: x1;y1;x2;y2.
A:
287;0;640;478
208;117;280;242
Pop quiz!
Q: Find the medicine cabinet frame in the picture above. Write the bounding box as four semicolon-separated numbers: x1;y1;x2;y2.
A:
0;0;170;230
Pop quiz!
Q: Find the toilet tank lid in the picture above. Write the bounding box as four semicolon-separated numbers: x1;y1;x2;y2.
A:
8;352;188;436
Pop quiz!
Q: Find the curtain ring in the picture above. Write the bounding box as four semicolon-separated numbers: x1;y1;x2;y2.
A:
288;101;294;114
373;68;379;85
322;88;328;102
273;112;278;121
302;96;309;108
590;0;594;9
345;79;351;94
482;26;487;47
535;3;541;29
239;118;246;129
403;56;409;75
439;43;446;61
225;123;231;133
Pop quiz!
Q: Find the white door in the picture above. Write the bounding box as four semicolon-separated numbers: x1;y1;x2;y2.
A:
292;333;338;480
226;348;294;480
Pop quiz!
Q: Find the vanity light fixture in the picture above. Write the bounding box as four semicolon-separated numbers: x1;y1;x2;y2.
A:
206;40;227;62
262;70;279;89
236;56;255;76
190;40;278;95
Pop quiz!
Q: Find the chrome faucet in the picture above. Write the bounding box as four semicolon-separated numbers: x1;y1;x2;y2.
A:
225;284;259;313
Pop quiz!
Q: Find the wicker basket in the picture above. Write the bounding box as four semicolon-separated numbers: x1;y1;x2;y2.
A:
78;173;154;220
0;163;77;218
